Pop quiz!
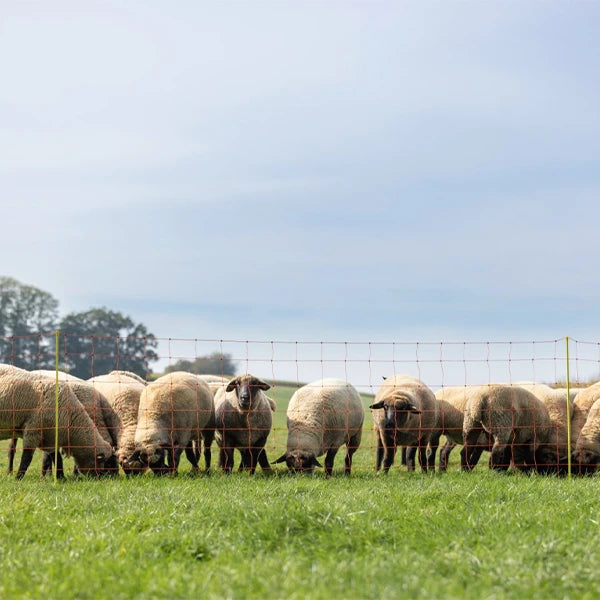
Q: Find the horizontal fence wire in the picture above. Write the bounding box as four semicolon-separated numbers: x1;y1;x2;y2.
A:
1;334;600;478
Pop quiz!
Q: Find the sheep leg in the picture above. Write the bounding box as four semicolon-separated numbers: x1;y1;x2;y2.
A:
427;435;440;472
41;451;66;480
375;430;384;471
512;441;534;473
324;448;338;477
417;443;428;473
490;442;511;471
381;430;397;473
184;442;200;471
7;438;17;475
400;446;407;466
247;437;269;475
345;431;361;476
463;428;485;471
166;446;183;475
257;447;272;473
202;429;214;472
439;440;456;472
16;448;35;480
405;446;417;470
219;438;235;473
238;449;251;472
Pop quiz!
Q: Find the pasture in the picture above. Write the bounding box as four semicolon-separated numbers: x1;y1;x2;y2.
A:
1;381;600;599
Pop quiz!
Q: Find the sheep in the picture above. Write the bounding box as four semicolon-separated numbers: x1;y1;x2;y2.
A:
570;383;600;474
214;374;275;474
272;378;364;476
125;371;214;475
434;386;491;471
88;372;146;475
462;384;553;472
23;370;121;477
0;365;114;479
369;375;440;473
514;383;575;474
573;397;600;474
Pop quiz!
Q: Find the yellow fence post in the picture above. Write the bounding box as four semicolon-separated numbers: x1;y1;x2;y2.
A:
54;329;59;484
566;336;572;478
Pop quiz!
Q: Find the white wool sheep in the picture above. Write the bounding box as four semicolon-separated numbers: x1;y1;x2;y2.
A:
515;383;574;473
88;372;146;475
434;386;490;471
272;378;364;476
0;365;114;479
370;375;440;473
573;397;600;474
127;372;214;475
463;384;553;472
214;374;275;474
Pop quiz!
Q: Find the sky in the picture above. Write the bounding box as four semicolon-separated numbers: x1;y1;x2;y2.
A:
1;1;599;385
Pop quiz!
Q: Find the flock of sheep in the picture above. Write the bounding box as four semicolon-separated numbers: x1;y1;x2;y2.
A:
1;363;600;479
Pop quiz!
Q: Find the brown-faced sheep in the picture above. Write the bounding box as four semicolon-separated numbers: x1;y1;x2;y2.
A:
0;365;114;479
126;372;214;475
434;386;491;471
272;378;364;476
370;375;440;473
214;374;274;474
462;384;553;472
88;372;146;475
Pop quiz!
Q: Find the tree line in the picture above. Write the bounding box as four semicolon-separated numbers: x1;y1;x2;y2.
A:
0;277;236;379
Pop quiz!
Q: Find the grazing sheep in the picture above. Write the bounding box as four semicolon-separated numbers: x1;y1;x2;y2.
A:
214;374;274;474
515;383;574;474
0;365;114;479
88;372;146;475
573;397;600;474
463;384;553;472
434;386;490;471
126;372;214;475
25;370;121;477
272;378;364;476
370;375;440;473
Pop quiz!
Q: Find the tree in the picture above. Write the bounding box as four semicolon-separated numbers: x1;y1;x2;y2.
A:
59;307;159;379
165;352;237;376
0;276;59;369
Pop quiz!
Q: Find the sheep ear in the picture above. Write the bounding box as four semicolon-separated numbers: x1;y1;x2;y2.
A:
369;401;385;409
311;457;323;468
271;454;287;464
225;379;238;392
255;378;271;391
381;376;387;381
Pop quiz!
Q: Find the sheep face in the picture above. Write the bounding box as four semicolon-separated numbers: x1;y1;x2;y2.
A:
74;449;114;477
370;395;421;430
226;374;270;411
573;447;600;475
273;451;323;473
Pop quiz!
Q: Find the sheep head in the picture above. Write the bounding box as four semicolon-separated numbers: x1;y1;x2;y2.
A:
272;451;323;473
226;374;270;410
370;393;421;430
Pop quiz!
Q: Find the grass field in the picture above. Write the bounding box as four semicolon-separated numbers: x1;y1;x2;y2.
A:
1;382;600;599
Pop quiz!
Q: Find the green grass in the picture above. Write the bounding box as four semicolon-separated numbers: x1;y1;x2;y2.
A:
2;382;600;599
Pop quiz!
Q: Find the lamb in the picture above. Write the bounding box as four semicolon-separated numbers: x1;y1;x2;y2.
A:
369;375;440;473
572;397;600;474
214;374;275;474
88;372;146;475
272;378;364;476
0;365;114;479
125;371;215;475
434;386;490;471
462;384;553;471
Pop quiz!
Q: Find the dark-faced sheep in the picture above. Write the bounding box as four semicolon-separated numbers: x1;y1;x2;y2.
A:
272;378;364;476
370;375;440;473
214;374;274;474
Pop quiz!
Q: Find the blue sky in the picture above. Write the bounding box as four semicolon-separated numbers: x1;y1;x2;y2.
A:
1;2;599;382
